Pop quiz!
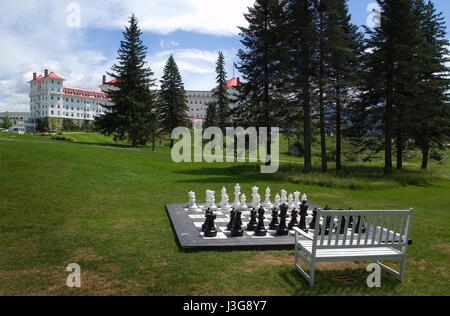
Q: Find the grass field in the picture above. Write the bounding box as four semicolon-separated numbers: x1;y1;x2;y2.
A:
0;132;449;296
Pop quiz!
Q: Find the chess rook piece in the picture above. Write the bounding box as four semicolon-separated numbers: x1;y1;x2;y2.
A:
299;200;309;233
269;207;280;230
288;208;299;230
204;211;218;238
276;204;289;236
227;208;236;231
255;206;268;236
231;210;244;237
263;187;273;209
247;208;258;231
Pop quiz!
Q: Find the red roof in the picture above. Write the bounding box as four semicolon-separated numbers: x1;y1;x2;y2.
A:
214;78;243;89
106;79;119;84
63;86;111;101
46;72;65;80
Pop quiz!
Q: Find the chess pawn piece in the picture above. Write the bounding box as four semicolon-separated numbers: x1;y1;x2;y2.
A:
255;207;268;237
293;191;301;209
247;208;258;231
231;210;244;237
288;208;299;230
204;211;218;238
269;207;280;230
233;184;241;209
263;187;273;209
188;191;201;212
299;199;309;233
240;194;248;211
280;190;288;205
277;204;290;236
273;194;281;209
227;208;236;231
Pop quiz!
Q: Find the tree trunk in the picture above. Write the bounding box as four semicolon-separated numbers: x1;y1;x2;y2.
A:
318;6;327;173
396;135;403;170
384;76;394;175
421;147;429;170
303;87;312;173
336;92;342;171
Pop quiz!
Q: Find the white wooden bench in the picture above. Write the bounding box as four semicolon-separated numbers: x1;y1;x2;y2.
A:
294;209;413;286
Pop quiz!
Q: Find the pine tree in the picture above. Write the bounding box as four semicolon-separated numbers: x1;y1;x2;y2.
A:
286;0;317;173
235;0;287;163
159;55;189;147
213;52;231;131
410;0;450;170
95;14;156;146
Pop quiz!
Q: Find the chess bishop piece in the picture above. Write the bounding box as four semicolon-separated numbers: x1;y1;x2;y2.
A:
276;204;289;236
255;206;268;236
247;208;258;231
263;187;273;209
231;210;244;237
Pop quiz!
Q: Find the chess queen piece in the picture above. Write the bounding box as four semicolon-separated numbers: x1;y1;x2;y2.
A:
231;210;244;237
288;208;300;230
276;204;290;236
251;186;261;209
233;183;241;210
294;191;301;209
247;208;258;231
255;206;268;237
263;187;273;209
204;211;218;238
239;194;249;211
273;194;281;209
188;191;201;212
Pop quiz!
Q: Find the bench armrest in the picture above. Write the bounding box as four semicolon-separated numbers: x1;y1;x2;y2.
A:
293;227;313;241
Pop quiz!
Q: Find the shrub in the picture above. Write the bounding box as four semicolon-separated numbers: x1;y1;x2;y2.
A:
430;150;443;162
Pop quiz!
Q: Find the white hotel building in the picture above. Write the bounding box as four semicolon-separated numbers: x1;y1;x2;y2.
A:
29;69;242;127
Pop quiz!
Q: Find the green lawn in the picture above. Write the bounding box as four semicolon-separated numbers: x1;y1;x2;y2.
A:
0;132;449;296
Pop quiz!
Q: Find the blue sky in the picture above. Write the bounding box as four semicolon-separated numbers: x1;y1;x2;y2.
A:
0;0;448;112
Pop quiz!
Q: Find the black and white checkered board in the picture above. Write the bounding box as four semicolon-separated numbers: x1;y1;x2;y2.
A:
166;203;319;251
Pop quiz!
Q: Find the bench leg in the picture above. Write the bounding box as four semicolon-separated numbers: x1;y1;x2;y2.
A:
377;259;405;282
295;249;315;286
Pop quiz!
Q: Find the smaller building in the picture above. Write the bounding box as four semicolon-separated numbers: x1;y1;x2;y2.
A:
0;112;33;134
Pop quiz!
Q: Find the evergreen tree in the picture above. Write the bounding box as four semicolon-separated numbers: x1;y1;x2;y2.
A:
211;52;231;131
95;14;156;146
235;0;287;163
286;0;317;173
1;115;13;129
410;0;450;170
159;55;189;147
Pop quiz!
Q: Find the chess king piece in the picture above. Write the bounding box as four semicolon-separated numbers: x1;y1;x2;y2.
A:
273;194;281;209
294;191;301;209
251;186;261;209
280;190;288;205
227;208;236;231
188;191;201;212
255;206;268;236
233;183;241;209
240;194;249;211
247;208;258;231
263;187;273;209
204;211;218;238
288;208;299;230
277;204;290;236
299;199;309;233
231;210;244;237
269;207;280;230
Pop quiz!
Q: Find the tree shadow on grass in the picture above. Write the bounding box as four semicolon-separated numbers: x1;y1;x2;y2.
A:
73;141;145;150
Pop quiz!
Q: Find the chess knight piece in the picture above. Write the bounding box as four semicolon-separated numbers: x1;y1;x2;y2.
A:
227;208;236;231
277;204;290;236
263;187;273;209
255;206;268;237
288;208;300;230
204;211;218;238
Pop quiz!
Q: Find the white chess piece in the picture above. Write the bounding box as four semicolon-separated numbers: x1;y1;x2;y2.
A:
206;190;217;210
219;187;228;208
233;183;241;209
240;194;248;211
251;186;260;208
280;189;288;205
274;194;281;208
222;194;231;211
288;193;294;209
302;193;308;202
263;187;273;209
188;191;200;212
294;191;301;209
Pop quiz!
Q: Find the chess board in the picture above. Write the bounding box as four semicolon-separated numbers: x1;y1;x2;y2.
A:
166;203;319;251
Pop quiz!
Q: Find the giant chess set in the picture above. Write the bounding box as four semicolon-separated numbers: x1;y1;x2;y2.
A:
166;184;325;251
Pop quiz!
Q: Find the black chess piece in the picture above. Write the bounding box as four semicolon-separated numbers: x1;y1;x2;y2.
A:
309;208;318;230
276;204;289;236
354;216;367;233
247;208;258;231
226;208;236;231
299;200;309;233
202;208;212;232
288;208;299;230
231;210;244;237
255;206;268;237
204;211;218;237
336;211;346;235
269;207;280;230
